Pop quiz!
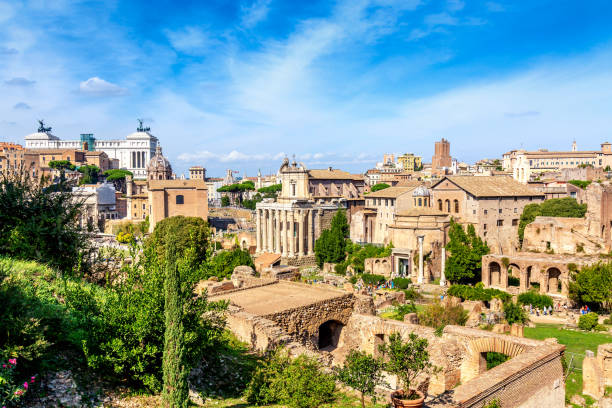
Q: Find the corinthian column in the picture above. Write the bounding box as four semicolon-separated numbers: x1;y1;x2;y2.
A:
298;210;305;256
289;211;295;257
417;235;424;284
256;209;261;253
274;209;281;253
440;247;446;286
307;209;314;255
281;210;288;257
267;209;273;252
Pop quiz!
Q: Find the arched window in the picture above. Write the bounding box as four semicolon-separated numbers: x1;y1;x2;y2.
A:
445;199;450;212
176;195;184;205
438;199;442;211
418;198;422;206
454;199;459;213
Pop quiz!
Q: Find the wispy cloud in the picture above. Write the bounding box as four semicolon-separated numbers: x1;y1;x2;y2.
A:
79;77;126;96
240;0;273;29
164;26;214;55
178;150;286;162
447;0;465;12
0;46;17;55
4;77;35;86
486;2;505;12
504;110;540;118
13;102;31;110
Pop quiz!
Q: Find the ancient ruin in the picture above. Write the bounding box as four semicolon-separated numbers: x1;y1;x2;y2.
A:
210;271;566;407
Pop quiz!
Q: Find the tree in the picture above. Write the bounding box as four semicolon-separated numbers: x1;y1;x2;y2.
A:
0;169;86;272
370;183;390;192
518;198;587;243
336;350;386;408
503;302;528;325
146;216;209;269
378;332;436;398
221;195;230;207
444;219;489;284
103;169;133;193
162;243;188;408
568;262;612;310
48;160;76;171
314;209;350;267
330;209;349;238
208;248;254;279
78;164;100;185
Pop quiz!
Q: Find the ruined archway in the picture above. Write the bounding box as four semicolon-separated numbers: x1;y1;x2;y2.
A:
461;338;526;383
508;263;521;286
318;320;344;351
547;267;562;293
489;262;501;287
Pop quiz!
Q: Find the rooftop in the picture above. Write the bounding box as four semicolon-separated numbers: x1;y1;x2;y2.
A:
366;186;417;198
209;281;346;316
434;176;543;197
308;168;364;181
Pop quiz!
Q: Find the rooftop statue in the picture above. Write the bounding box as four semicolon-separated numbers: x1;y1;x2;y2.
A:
136;118;151;132
37;119;52;133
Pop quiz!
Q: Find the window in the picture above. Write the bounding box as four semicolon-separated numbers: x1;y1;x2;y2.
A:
142;204;146;209
484;209;488;215
473;210;476;214
514;208;518;213
418;198;422;206
454;199;459;213
499;208;502;214
483;224;487;230
176;195;184;205
497;220;504;226
438;199;443;211
291;183;296;196
512;219;518;226
445;199;450;212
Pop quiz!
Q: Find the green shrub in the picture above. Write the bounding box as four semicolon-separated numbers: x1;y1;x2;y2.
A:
568;262;612;311
508;276;520;286
417;301;468;330
503;302;528;325
335;350;385;408
403;286;421;301
361;273;386;286
245;349;335;408
447;284;511;303
370;183;390;192
334;261;349;275
604;317;612;325
392;277;411;289
517;291;553;309
485;352;509;369
578;312;599;331
207;248;255;280
390;302;417;321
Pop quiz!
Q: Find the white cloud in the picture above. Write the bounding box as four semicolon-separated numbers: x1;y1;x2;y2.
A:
164;26;213;55
240;0;273;29
0;1;15;23
79;77;126;96
424;12;458;26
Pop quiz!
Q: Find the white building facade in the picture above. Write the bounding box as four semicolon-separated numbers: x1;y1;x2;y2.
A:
25;121;158;179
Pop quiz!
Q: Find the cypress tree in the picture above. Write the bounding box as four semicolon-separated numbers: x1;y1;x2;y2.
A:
162;242;189;408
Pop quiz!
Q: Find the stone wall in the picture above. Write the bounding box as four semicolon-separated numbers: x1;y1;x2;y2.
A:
364;256;392;277
263;292;356;346
583;343;612;399
523;216;606;255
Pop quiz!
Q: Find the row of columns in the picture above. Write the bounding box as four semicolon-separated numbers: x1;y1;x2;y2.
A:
255;208;317;257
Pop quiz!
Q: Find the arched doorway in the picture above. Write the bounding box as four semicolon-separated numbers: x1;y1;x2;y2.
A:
508;264;520;286
461;338;525;382
547;267;562;293
489;262;501;286
318;320;344;351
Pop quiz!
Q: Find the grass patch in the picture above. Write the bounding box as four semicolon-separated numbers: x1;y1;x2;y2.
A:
524;323;612;400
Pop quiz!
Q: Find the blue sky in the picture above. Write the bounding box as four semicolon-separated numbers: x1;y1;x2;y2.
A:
2;0;612;177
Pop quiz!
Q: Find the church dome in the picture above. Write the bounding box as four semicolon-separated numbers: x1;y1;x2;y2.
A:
412;185;430;197
147;144;172;180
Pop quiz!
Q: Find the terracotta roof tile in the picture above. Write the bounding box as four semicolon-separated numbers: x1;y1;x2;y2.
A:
365;186;416;198
434;176;543;197
308;169;364;181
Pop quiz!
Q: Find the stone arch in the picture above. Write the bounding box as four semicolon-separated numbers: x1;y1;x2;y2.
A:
318;320;344;351
461;337;526;383
508;264;521;278
489;262;501;287
547;267;562;294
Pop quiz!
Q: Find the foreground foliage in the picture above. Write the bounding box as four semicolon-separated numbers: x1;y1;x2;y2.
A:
245;349;335;408
336;350;385;408
0;170;86;272
417;301;468;330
